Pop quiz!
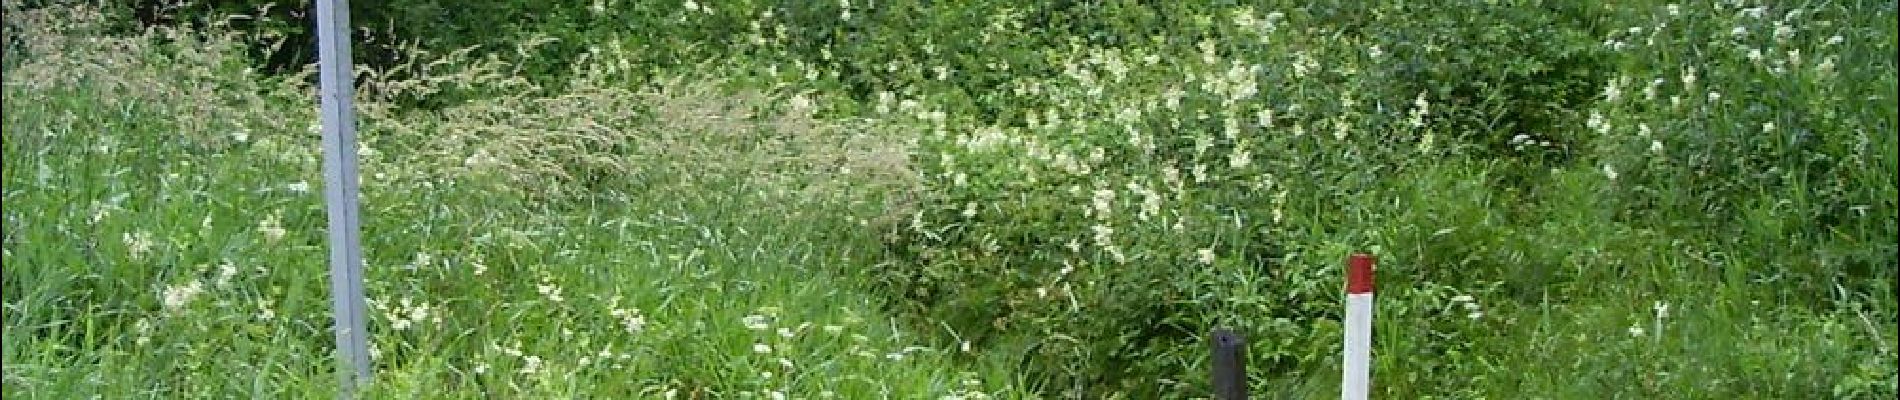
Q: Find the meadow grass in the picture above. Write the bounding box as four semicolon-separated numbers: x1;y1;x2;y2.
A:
1;4;1020;398
4;1;1896;398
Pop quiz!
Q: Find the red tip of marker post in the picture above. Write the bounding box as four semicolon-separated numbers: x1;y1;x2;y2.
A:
1347;253;1375;294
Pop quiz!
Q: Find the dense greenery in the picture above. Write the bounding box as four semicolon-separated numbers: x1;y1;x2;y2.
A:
6;0;1896;398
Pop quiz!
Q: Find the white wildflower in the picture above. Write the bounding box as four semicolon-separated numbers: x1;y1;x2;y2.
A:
134;319;153;345
161;279;204;312
537;281;565;303
1200;39;1219;64
612;308;647;333
1090;188;1115;219
125;231;155;260
216;262;238;287
1409;92;1431;127
875;91;895;114
1091;224;1115;248
257;299;276;320
744;315;772;331
753;343;773;354
1196;247;1216;265
521;355;543;375
789;93;814;114
258;214;286;242
1232;8;1258;31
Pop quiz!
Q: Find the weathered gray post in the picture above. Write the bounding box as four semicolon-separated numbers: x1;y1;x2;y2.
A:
316;0;371;396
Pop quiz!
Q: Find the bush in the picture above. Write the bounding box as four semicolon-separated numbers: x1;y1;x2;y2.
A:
871;4;1392;394
111;0;769;105
1357;0;1612;164
1590;2;1898;297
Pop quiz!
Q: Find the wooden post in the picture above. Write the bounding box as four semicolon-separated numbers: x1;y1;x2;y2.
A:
1210;328;1248;400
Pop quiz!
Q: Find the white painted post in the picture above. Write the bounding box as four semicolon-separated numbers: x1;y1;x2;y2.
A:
1342;253;1374;400
316;0;371;395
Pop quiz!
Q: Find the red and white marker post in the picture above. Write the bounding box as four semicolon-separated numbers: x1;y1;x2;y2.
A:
1342;253;1375;400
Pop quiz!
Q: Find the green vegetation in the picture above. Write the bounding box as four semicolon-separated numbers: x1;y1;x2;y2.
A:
5;0;1895;398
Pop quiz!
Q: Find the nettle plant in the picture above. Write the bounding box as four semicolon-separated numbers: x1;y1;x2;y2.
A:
873;8;1448;395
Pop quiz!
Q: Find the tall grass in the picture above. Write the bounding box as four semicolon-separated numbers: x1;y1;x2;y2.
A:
4;0;1895;398
2;4;1017;398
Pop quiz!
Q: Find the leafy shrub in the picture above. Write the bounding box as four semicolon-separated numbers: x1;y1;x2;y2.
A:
1356;0;1612;163
870;7;1415;395
110;0;770;105
868;0;1890;397
1590;1;1898;297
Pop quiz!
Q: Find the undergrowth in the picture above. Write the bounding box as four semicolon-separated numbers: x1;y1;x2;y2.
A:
4;0;1895;398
